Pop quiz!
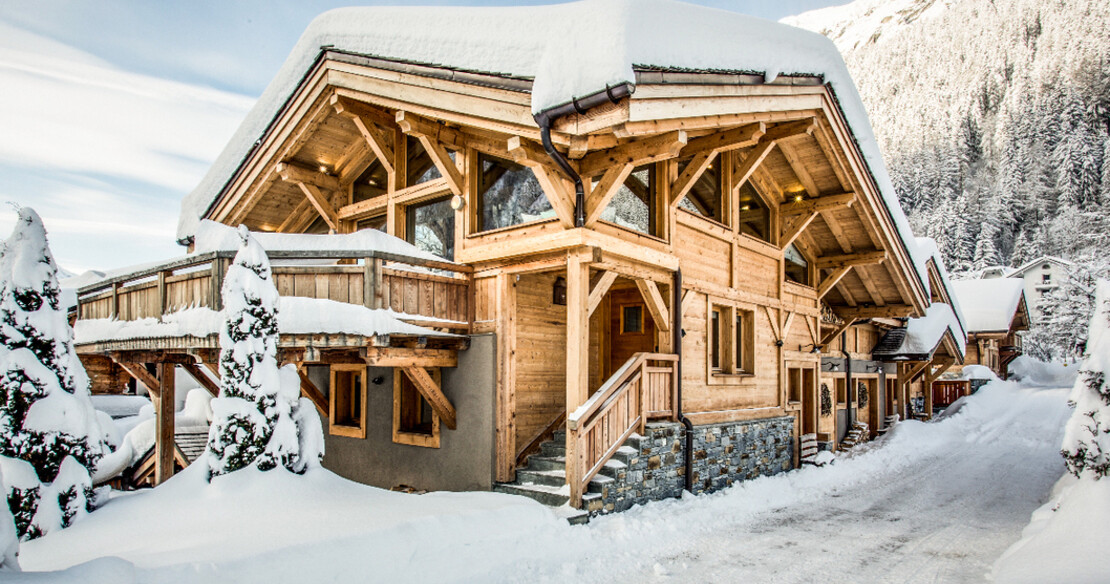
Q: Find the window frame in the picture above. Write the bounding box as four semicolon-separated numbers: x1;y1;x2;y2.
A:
329;364;367;439
472;151;554;235
404;194;455;261
706;297;756;381
392;367;442;448
595;163;664;238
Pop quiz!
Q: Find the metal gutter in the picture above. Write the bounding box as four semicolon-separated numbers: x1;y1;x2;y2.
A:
532;84;634;227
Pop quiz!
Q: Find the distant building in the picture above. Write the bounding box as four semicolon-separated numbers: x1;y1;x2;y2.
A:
1006;256;1073;321
949;279;1030;378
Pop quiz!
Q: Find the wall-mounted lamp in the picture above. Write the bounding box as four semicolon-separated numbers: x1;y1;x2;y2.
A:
802;343;821;354
371;376;385;386
552;276;567;306
866;364;884;373
450;194;466;210
822;362;840;372
774;339;784;347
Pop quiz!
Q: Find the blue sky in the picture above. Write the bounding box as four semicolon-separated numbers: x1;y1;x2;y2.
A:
0;0;847;275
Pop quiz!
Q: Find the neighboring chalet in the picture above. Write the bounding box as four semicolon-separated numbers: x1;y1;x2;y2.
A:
950;278;1030;379
1003;256;1073;322
71;1;965;515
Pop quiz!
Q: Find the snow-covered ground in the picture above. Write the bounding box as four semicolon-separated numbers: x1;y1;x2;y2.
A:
12;379;1075;583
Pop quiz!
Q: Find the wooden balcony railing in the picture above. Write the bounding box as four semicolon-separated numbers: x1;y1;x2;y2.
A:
75;249;471;331
566;352;678;508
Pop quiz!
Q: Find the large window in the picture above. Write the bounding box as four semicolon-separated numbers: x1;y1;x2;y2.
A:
709;301;755;375
329;365;366;438
476;153;552;232
677;153;725;224
598;164;659;236
393;368;441;448
406;136;456;186
406;196;455;260
737;182;771;243
784;244;811;286
352;159;388;204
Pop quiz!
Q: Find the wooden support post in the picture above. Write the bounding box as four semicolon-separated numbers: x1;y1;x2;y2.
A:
157;270;168;318
565;250;590;506
110;282;120;319
155;362;175;486
363;257;383;309
210;258;226;311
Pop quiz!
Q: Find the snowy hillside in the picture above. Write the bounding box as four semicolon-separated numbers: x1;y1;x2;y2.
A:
785;0;1110;276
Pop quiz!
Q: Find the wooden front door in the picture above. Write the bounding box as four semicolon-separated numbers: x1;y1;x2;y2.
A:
608;289;657;373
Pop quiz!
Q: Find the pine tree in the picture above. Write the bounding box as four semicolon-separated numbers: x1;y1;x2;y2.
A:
0;465;18;571
0;208;101;540
1061;280;1110;478
206;226;322;477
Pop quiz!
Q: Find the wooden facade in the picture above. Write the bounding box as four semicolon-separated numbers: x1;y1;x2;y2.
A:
75;49;955;508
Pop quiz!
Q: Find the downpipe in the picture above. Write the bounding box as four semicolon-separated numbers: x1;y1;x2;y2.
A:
674;269;694;494
532;84;634;227
842;331;854;429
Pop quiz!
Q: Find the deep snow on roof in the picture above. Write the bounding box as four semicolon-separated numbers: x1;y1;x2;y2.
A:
914;237;967;340
950;278;1026;334
176;0;927;299
873;302;966;359
1010;255;1074;276
194;220;450;264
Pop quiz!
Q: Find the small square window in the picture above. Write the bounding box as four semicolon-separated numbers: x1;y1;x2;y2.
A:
622;305;644;334
708;301;755;376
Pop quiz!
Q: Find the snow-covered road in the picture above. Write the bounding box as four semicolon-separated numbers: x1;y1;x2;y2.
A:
528;382;1074;583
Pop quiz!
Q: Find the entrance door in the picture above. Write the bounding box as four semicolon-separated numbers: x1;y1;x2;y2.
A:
608;289;657;373
802;368;817;435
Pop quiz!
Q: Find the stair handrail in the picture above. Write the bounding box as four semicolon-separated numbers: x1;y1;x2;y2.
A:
566;352;678;508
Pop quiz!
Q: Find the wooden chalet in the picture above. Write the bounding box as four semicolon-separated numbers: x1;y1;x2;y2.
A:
73;2;965;513
950;278;1030;379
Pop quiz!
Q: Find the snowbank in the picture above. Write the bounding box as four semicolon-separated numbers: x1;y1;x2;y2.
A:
1007;356;1078;388
959;364;998;381
993;476;1110;583
74;297;454;344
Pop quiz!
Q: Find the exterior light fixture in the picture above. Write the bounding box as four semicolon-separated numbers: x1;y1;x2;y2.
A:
552;276;567;306
450;194;466;210
741;204;751;211
318;165;330;174
794;194;804;202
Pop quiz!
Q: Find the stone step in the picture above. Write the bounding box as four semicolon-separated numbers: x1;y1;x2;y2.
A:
516;468;567;488
492;482;603;510
524;455;565;472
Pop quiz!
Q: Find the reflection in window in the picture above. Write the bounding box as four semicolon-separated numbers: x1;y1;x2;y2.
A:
406;196;455;260
356;215;387;232
477;153;552;231
677;154;724;224
599;165;657;236
407;136;456;186
737;182;771;243
352;159;388;203
784;244;810;286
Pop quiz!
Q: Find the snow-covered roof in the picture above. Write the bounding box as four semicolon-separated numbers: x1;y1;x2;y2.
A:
949;278;1027;334
873;302;965;360
913;237;967;341
193;220;450;264
175;0;930;300
1010;256;1074;277
74;297;458;345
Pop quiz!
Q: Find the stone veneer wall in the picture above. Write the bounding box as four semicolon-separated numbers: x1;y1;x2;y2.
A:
588;415;795;515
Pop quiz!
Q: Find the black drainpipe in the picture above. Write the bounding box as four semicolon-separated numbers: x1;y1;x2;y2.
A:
674;269;694;493
532;84;634;227
841;331;854;429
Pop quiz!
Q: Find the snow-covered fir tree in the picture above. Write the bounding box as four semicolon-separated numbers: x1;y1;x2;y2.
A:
0;208;102;540
206;226;323;477
1061;280;1110;478
0;465;18;571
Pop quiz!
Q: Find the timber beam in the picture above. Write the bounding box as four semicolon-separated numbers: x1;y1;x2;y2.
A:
679;122;765;157
114;360;161;398
297;368;328;416
529;165;577;228
762;118;817;143
780;211;821;249
635;278;670;332
815;250;887;271
587;271;619;317
779;192;856;216
669;151;715;206
730;140;777;195
817;266;852;300
363;347;457;368
834;305;915;320
333;98;396;176
180;362;219;397
584;164;634;226
577;130;688;178
402;367;457;430
277;162;340;231
396;111;463;196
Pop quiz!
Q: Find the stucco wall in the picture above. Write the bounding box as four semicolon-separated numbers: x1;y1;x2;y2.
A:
314;334;497;492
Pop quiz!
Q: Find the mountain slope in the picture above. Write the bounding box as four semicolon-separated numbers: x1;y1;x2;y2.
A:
785;0;1110;275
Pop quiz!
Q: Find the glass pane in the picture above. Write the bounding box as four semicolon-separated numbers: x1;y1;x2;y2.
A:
737;182;770;242
735;313;745;372
407;197;454;260
784;244;810;286
678;154;723;223
356;215;387;232
711;308;721;370
622;305;643;333
599;166;654;235
407;136;456;185
352;159;388;203
479;154;551;231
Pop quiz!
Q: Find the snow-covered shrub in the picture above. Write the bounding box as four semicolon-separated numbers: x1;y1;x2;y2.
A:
1061;280;1110;478
0;464;18;571
207;226;323;477
0;208;101;540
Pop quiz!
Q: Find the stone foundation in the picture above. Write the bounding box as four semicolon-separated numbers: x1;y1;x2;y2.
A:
588;415;795;515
